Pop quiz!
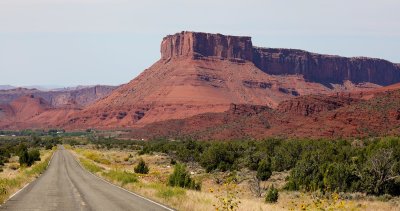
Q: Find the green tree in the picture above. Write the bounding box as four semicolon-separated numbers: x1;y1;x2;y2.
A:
323;162;354;192
19;148;40;167
200;143;235;172
265;185;279;203
359;149;399;195
257;158;272;181
134;158;149;174
168;164;201;190
28;149;41;162
19;147;30;166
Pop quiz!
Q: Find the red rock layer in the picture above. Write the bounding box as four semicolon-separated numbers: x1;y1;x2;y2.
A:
162;31;400;86
161;31;253;61
126;87;400;140
2;31;400;133
253;48;400;86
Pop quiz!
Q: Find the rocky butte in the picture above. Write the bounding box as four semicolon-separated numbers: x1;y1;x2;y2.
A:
1;31;400;132
162;31;400;86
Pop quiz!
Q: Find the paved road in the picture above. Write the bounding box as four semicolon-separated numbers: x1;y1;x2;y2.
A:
1;146;172;211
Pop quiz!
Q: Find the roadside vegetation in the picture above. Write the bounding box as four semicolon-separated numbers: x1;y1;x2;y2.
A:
66;136;400;210
0;136;57;203
1;131;399;210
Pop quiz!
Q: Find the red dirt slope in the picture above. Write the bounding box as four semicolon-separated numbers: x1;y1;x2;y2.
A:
0;95;79;130
126;87;400;140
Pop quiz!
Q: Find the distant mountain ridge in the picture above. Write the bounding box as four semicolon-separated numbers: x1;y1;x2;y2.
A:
0;85;16;90
0;85;117;108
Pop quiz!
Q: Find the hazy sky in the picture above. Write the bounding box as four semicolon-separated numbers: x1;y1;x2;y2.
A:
1;0;399;87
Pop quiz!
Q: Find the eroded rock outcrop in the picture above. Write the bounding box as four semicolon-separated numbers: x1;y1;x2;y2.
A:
161;31;253;61
276;95;360;116
161;31;400;86
253;48;400;86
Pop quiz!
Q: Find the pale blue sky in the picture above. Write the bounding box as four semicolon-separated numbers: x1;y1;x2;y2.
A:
1;0;399;87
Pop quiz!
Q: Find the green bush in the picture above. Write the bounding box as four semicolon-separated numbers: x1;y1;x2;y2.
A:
323;162;354;192
45;144;53;150
257;158;272;181
19;148;40;167
89;137;400;196
265;185;279;203
28;149;41;162
168;164;201;190
134;158;149;174
359;148;400;195
200;143;236;172
18;148;30;166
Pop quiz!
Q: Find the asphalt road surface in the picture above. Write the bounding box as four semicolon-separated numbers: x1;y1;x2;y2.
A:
1;146;173;211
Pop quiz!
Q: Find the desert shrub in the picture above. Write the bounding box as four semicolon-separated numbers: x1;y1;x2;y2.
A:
287;151;325;191
271;141;302;171
28;149;41;162
18;145;41;167
200;143;236;172
359;148;400;195
265;185;279;203
323;162;355;192
25;156;51;176
88;137;400;196
176;140;203;162
256;158;272;181
286;138;400;196
168;164;201;190
134;158;149;174
45;144;53;150
18;146;30;166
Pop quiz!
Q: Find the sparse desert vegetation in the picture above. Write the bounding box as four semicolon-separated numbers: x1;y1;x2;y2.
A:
0;133;399;210
66;136;400;210
0;136;57;203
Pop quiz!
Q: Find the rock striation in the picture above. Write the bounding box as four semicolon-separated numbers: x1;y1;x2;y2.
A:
253;48;400;85
3;31;400;132
161;31;253;61
161;31;400;86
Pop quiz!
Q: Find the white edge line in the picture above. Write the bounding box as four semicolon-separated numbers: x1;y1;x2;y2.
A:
7;183;29;200
69;148;175;211
1;149;56;206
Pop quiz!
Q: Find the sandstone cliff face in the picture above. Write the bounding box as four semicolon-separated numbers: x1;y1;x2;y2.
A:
161;31;253;61
161;32;400;86
253;48;400;86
